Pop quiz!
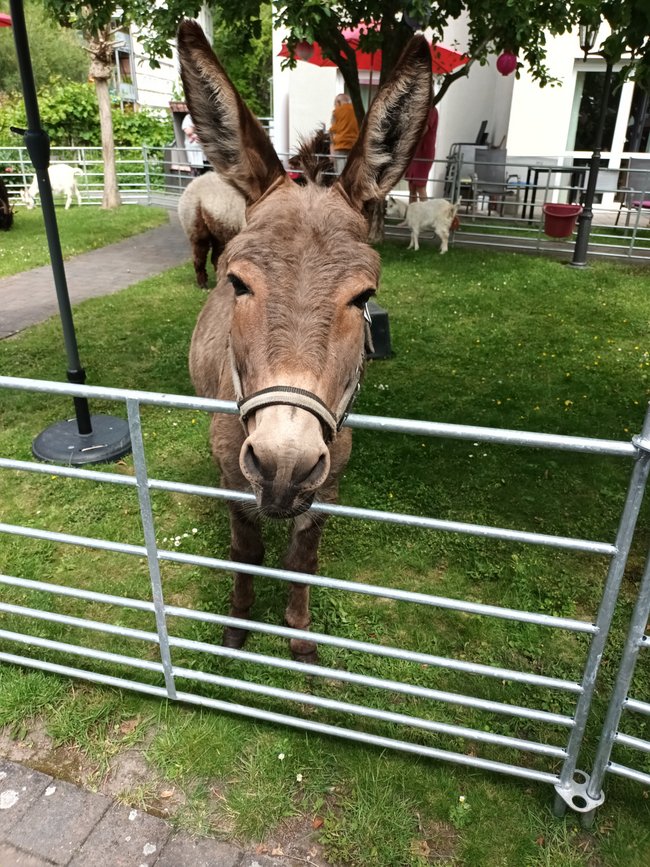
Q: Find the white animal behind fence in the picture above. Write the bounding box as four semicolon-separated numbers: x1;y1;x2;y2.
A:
20;163;83;210
386;195;458;253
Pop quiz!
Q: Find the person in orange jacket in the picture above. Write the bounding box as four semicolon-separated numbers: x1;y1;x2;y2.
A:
329;94;359;174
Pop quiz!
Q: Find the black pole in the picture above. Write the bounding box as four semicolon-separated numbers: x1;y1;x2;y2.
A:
9;0;92;432
9;0;131;465
570;61;614;268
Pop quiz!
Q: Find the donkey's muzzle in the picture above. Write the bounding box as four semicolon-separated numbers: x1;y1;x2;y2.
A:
240;434;330;518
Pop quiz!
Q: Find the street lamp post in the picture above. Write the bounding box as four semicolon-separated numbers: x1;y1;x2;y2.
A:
570;21;613;268
8;0;131;464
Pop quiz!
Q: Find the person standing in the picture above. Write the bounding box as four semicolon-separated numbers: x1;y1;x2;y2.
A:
405;102;439;203
182;113;207;176
329;94;359;174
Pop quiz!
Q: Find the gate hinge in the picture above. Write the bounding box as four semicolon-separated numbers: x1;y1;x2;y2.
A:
633;433;650;456
554;770;604;813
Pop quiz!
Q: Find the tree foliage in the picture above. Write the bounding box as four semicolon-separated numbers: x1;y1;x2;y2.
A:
212;3;272;117
0;80;172;147
40;1;210;207
273;1;650;123
273;0;582;122
0;0;87;93
583;0;650;81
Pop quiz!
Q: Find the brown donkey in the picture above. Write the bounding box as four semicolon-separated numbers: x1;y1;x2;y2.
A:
178;21;432;662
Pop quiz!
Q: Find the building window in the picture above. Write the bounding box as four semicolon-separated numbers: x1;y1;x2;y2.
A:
110;30;137;108
624;84;650;153
567;69;623;152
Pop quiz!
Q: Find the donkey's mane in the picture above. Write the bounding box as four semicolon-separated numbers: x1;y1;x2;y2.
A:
288;128;336;187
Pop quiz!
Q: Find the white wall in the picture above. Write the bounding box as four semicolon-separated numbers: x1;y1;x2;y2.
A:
272;24;340;156
288;64;338;151
132;47;177;112
507;32;580;159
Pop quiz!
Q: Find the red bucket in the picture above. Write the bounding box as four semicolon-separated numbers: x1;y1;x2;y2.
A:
543;203;583;239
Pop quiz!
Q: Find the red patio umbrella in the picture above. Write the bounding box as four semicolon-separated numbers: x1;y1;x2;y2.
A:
279;26;468;75
0;12;13;25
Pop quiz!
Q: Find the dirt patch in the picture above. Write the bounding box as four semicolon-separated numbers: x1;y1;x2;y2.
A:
415;820;461;864
252;814;332;867
0;722;99;789
0;722;53;766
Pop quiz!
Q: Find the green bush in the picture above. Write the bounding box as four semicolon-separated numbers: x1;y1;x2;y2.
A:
0;80;172;148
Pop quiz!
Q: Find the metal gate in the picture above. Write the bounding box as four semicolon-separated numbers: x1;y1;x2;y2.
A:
582;530;650;824
1;375;649;817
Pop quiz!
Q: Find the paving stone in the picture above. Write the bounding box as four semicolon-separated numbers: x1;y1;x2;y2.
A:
68;803;171;867
155;834;241;867
0;760;52;836
5;778;110;865
0;842;55;866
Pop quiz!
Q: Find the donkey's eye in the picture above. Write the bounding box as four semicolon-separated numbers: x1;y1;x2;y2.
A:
229;274;252;297
350;289;376;309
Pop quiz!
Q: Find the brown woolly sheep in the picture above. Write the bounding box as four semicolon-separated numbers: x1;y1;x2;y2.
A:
178;171;246;289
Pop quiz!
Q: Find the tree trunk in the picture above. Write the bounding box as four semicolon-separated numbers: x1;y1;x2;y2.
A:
89;31;121;210
93;77;120;209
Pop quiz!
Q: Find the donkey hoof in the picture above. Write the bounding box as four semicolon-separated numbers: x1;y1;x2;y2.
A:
223;626;248;649
290;639;318;665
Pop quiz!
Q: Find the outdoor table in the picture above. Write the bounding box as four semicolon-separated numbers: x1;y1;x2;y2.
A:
521;165;588;222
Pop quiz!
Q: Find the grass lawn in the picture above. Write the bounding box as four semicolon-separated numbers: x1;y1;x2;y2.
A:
1;241;650;865
0;205;169;278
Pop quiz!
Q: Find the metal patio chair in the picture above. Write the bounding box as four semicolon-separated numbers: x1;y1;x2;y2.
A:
473;148;521;216
615;157;650;227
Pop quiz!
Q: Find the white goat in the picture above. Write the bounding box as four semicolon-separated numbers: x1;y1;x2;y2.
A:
386;195;458;253
178;171;246;289
20;164;83;210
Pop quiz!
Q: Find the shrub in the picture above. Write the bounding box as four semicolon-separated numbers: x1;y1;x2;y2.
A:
0;80;172;148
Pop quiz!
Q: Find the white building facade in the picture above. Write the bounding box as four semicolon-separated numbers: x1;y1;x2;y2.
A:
271;18;649;208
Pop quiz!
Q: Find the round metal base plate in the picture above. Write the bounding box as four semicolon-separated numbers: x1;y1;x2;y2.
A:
32;415;132;466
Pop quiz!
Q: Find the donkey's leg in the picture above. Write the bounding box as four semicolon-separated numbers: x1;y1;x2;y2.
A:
283;511;328;664
223;503;265;649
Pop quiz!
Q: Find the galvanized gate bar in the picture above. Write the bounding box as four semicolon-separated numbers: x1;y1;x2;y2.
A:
624;698;650;715
0;650;561;785
0;377;636;457
0;573;583;692
0;598;575;726
126;398;177;699
605;763;650;785
0;522;600;631
0;457;618;555
2;377;649;811
0;628;566;758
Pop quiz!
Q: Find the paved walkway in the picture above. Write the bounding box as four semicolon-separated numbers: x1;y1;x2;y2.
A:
0;213;190;339
0;759;289;866
0;218;291;865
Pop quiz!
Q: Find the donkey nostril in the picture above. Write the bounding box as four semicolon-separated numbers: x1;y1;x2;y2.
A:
296;452;329;490
241;442;264;482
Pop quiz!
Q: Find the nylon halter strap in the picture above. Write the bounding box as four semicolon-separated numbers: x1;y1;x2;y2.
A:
229;337;368;443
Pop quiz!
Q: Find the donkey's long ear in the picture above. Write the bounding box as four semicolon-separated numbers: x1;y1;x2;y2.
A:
338;36;432;210
177;20;285;204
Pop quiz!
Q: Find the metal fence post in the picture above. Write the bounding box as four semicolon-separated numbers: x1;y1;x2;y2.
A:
553;404;650;817
126;398;176;699
142;145;151;203
581;427;650;826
